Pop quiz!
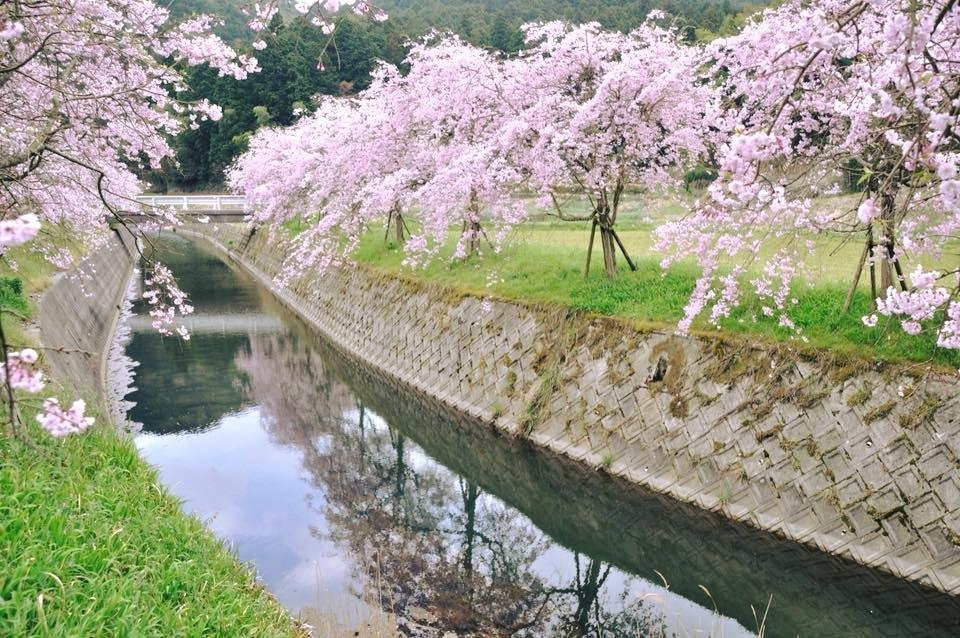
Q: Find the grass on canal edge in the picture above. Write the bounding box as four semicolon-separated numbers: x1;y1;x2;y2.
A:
349;213;960;369
0;423;299;637
0;239;301;637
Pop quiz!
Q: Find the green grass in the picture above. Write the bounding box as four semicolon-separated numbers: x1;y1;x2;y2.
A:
0;423;298;637
0;235;299;637
351;210;960;368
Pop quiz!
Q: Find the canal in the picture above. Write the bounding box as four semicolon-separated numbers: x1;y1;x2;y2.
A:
119;233;960;637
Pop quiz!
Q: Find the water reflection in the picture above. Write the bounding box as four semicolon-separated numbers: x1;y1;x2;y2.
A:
235;331;672;636
124;234;960;637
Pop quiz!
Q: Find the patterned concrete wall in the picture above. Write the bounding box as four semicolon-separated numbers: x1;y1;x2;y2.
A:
39;228;137;406
187;223;960;596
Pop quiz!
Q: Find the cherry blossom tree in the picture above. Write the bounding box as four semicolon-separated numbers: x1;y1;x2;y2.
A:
369;35;525;265
499;18;713;277
230;34;527;277
655;0;960;347
0;0;264;436
0;0;392;438
228;96;375;282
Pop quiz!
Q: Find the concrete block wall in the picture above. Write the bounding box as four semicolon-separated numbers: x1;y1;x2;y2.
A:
39;228;137;406
189;223;960;595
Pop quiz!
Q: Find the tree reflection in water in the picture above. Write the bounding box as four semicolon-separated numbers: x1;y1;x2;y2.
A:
236;332;665;637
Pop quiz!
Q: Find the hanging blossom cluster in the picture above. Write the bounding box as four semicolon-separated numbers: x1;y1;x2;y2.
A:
244;0;387;60
36;399;95;438
229;17;712;282
654;0;960;347
142;264;194;339
0;352;97;438
0;214;41;250
870;266;958;346
0;349;44;393
0;347;96;437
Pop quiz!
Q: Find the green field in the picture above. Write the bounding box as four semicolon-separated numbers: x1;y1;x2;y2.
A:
350;193;960;368
0;236;299;637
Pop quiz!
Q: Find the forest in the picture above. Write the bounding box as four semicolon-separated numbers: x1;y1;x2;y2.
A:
152;0;758;190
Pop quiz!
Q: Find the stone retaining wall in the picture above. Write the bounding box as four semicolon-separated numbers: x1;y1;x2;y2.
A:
186;223;960;596
39;228;137;408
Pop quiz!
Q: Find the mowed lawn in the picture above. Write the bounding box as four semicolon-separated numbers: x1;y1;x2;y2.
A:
350;192;960;367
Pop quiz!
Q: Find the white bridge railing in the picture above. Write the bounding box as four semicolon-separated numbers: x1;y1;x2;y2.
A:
135;194;246;212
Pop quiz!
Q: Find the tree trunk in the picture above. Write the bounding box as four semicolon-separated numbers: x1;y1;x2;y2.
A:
600;225;617;278
463;190;483;257
384;206;406;245
464;219;482;256
877;191;897;295
584;221;598;278
842;230;870;314
391;430;406;522
394;211;405;243
585;222;630;279
583;190;636;279
568;558;604;638
461;480;479;577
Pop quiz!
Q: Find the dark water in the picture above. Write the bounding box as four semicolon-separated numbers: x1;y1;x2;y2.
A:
122;233;960;637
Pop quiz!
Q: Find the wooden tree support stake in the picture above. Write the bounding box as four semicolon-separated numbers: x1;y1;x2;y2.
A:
584;220;598;278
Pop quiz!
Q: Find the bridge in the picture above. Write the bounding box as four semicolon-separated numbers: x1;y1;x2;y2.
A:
132;194;248;223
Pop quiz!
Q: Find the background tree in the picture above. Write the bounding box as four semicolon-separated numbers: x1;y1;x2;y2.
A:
155;12;392;191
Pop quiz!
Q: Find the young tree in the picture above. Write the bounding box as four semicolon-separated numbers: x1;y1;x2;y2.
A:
655;0;960;348
499;18;713;277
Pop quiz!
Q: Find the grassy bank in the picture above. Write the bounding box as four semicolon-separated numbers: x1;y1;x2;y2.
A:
349;201;960;368
0;238;299;636
0;424;298;636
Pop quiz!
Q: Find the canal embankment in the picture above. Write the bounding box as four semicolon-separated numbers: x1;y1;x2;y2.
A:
0;228;300;636
186;222;960;597
38;227;137;406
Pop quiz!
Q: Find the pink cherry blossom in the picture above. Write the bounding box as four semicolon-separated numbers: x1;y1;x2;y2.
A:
0;349;45;393
36;398;95;438
142;263;194;337
0;214;41;250
857;199;878;224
